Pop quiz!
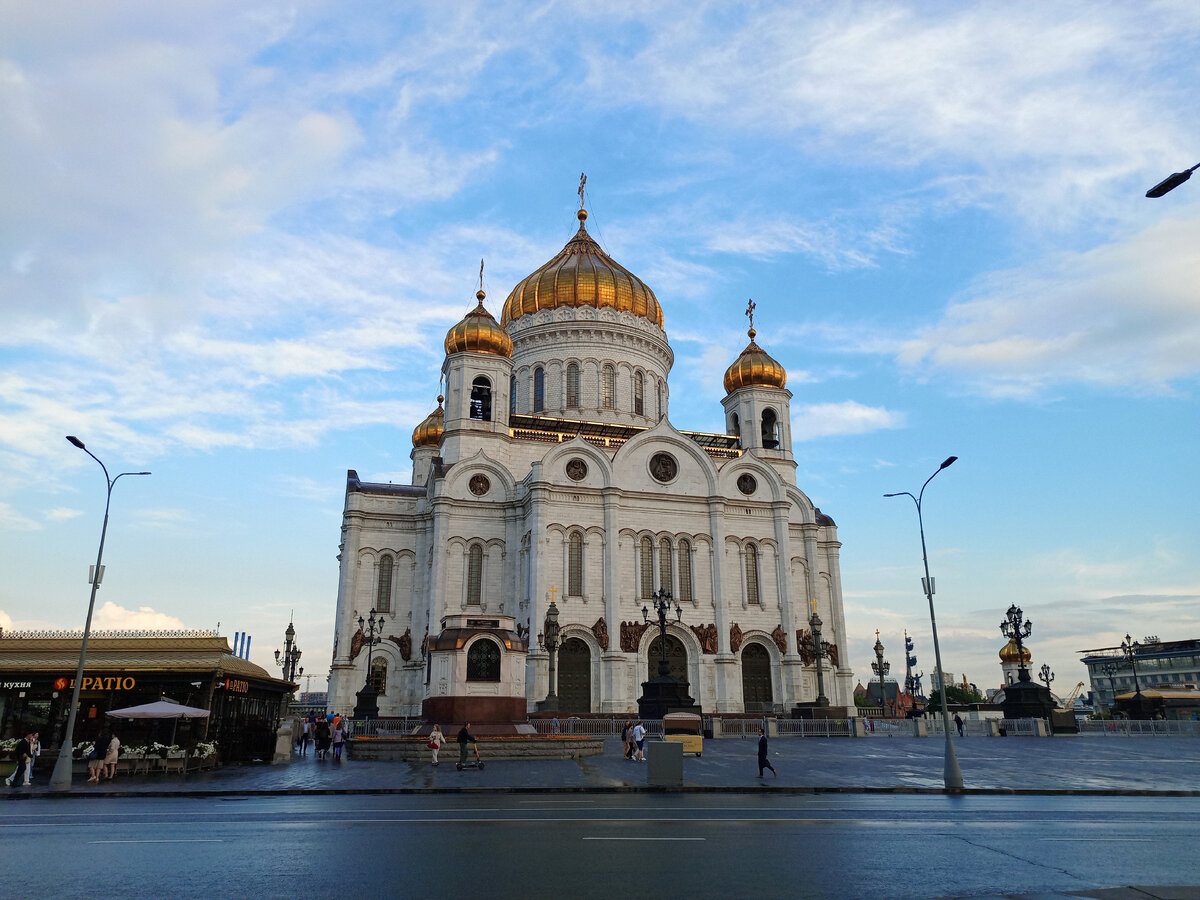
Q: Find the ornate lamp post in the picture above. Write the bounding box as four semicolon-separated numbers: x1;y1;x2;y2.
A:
1120;634;1143;697
1039;663;1054;693
537;599;561;712
49;436;150;793
884;455;963;789
352;608;387;720
1000;605;1033;683
1100;661;1120;715
871;632;890;715
637;586;697;718
274;620;303;685
809;602;830;708
643;587;682;678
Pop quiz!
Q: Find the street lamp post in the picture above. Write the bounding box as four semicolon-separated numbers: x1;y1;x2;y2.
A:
351;608;387;720
809;603;830;708
275;620;303;685
884;455;963;790
49;437;150;792
1100;661;1120;715
1039;663;1054;694
1146;162;1199;197
1121;634;1143;697
871;632;890;716
1000;605;1033;683
643;588;682;678
538;599;560;712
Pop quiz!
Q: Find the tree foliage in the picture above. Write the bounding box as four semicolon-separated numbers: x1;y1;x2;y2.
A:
926;685;985;707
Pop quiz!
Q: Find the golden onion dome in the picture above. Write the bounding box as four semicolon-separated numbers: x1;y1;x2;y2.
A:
998;638;1031;664
723;325;788;394
411;396;445;448
500;207;664;329
444;290;513;358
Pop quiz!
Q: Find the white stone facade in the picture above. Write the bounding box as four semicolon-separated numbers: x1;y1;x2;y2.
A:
327;225;854;720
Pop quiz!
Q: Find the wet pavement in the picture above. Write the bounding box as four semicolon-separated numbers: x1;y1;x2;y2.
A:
5;733;1199;796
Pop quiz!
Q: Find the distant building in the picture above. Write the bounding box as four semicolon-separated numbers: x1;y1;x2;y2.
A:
929;669;956;693
1080;638;1200;719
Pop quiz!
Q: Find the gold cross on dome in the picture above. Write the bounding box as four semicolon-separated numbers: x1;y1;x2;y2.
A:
745;298;756;331
478;258;485;293
578;173;586;209
548;584;558;604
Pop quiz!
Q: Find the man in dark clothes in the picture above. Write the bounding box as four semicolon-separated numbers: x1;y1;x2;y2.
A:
5;731;34;787
457;723;475;767
756;727;776;778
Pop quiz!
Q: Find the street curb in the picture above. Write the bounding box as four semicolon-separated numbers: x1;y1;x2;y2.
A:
6;785;1200;800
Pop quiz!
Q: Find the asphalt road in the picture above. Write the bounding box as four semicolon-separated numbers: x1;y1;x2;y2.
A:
4;793;1198;899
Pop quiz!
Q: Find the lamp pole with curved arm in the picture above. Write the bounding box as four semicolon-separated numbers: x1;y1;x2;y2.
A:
48;437;150;792
885;456;963;791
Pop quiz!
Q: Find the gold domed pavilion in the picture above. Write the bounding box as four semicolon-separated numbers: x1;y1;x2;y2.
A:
998;638;1031;664
445;290;513;358
500;207;664;328
723;301;787;394
411;396;445;448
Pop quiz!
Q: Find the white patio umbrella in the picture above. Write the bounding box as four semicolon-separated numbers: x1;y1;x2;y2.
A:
106;700;210;719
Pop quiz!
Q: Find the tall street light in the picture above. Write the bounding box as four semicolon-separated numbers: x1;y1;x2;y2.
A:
1146;162;1199;197
49;437;150;792
885;455;963;790
871;632;890;715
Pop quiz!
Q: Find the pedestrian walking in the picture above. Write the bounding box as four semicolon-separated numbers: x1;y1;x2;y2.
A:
86;734;106;784
621;720;633;760
457;723;475;768
756;727;777;778
953;712;964;737
22;731;39;785
299;717;311;756
5;730;34;787
331;721;346;760
315;718;331;760
428;725;445;766
633;721;646;761
103;729;121;781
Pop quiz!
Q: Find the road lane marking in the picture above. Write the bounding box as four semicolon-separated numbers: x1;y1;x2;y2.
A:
1041;838;1156;842
583;837;705;841
88;839;225;844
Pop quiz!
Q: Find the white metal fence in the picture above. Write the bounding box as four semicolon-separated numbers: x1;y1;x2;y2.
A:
924;716;994;737
777;718;852;737
1077;718;1200;736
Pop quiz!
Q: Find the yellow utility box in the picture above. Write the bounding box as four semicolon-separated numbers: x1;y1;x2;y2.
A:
662;712;703;756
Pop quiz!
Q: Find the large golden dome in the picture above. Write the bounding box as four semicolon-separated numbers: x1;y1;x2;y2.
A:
723;326;788;394
500;208;664;328
998;638;1031;664
412;397;445;448
445;291;513;358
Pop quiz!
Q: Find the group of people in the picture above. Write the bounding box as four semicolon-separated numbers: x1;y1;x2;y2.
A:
424;723;478;768
300;713;346;761
86;729;120;784
620;720;647;761
4;730;39;787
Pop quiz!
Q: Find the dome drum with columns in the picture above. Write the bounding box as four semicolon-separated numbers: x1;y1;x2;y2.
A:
327;184;852;723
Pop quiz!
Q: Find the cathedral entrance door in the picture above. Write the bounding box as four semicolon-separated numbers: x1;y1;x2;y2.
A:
558;637;591;713
741;643;773;712
647;634;688;683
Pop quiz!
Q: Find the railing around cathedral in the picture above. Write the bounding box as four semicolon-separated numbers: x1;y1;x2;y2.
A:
1076;718;1200;737
775;718;852;737
347;717;423;737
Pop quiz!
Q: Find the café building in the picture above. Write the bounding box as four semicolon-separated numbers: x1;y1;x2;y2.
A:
0;630;296;762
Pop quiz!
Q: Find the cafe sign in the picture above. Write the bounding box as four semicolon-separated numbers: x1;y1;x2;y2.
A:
223;678;249;693
53;676;137;691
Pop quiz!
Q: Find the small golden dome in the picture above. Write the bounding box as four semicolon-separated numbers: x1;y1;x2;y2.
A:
500;207;664;328
412;396;445;448
998;638;1031;664
445;291;513;358
723;326;788;394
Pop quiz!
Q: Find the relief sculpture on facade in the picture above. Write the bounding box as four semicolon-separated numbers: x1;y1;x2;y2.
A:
388;627;412;661
796;628;815;665
620;620;650;652
826;642;839;668
348;627;365;661
592;616;609;650
729;622;743;653
771;624;787;654
689;623;718;654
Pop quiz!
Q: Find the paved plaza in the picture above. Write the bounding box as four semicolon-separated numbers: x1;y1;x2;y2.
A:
5;733;1199;796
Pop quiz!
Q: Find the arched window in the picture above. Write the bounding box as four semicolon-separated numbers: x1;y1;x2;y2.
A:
639;536;654;598
470;376;492;421
761;409;779;449
510;375;517;415
566;363;580;408
730;413;741;445
602;364;615;409
375;555;393;613
659;538;673;595
466;544;483;606
568;531;583;597
466;639;501;682
634;371;644;415
678;538;693;602
370;658;387;694
657;380;664;420
534;367;545;413
745;543;760;604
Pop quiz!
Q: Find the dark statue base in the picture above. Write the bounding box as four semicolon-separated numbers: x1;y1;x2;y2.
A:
1000;678;1055;721
535;697;560;713
637;675;701;719
353;687;380;720
791;702;839;720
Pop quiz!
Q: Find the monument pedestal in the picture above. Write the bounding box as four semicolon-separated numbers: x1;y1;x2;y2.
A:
353;687;380;720
637;675;700;719
1000;677;1055;720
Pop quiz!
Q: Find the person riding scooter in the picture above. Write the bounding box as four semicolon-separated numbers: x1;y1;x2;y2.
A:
456;723;476;768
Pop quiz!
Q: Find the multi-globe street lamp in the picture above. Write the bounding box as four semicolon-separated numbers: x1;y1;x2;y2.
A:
809;602;830;707
1121;634;1143;698
1100;661;1120;715
884;455;963;790
49;436;151;792
275;620;303;685
643;587;683;678
351;608;387;720
871;632;890;716
538;598;561;711
1000;604;1034;683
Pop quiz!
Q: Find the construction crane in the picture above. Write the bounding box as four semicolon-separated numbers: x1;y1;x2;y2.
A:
1058;680;1085;710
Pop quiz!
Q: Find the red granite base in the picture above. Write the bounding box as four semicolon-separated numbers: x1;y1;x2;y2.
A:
421;696;529;734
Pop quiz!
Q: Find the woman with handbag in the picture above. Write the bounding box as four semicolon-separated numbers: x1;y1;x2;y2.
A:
428;725;445;766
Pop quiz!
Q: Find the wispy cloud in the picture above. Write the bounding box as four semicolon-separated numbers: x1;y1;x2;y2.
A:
92;600;185;631
792;401;905;440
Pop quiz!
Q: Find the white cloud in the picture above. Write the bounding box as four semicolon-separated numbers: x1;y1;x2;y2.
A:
0;501;42;531
92;600;185;631
44;508;83;522
898;215;1200;394
792;401;905;440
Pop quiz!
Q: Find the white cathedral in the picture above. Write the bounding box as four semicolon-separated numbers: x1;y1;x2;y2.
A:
327;194;855;722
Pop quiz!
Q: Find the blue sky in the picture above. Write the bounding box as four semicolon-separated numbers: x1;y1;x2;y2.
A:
2;1;1198;699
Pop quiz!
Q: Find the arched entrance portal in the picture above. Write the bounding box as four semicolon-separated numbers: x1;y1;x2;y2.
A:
741;643;773;712
558;637;591;713
647;634;688;683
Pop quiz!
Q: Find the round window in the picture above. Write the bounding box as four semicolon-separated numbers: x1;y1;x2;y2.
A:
469;474;490;496
737;473;757;495
649;453;678;483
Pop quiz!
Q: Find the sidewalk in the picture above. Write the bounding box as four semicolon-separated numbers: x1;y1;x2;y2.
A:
5;734;1200;798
